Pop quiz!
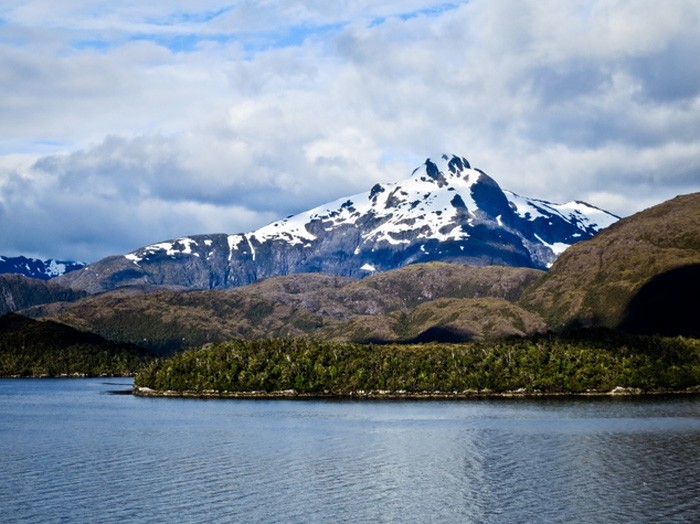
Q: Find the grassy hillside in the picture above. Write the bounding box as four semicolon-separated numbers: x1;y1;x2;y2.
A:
349;263;543;306
316;297;547;343
0;313;154;377
25;263;544;354
520;193;700;332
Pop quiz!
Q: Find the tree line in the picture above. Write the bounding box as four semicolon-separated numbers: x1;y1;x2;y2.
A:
135;330;700;395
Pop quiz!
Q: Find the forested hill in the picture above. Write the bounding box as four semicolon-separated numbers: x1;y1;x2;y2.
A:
134;332;700;397
0;313;154;377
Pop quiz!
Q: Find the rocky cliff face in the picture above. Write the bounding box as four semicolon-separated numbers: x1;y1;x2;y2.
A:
56;154;618;293
0;274;87;315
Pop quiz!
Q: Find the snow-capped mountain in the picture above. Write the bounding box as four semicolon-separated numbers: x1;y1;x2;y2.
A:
0;255;86;280
55;155;619;293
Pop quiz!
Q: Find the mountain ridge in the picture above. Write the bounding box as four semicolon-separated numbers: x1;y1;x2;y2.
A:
0;274;87;316
28;263;545;354
13;191;698;352
0;256;85;280
55;154;617;293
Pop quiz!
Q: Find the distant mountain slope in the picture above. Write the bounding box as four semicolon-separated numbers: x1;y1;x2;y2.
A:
55;154;617;293
315;297;547;344
520;192;700;335
0;274;87;315
32;263;545;354
0;255;85;280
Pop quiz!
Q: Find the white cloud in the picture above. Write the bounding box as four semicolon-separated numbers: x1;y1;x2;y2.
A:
0;0;699;261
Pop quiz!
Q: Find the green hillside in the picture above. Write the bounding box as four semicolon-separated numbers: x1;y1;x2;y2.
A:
520;193;700;333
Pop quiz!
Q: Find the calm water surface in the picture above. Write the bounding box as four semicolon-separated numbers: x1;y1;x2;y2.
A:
1;378;699;523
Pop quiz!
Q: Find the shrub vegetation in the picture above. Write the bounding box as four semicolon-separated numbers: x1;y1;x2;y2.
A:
135;330;700;395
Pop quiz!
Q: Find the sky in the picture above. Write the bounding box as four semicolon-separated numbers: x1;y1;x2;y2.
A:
1;0;699;263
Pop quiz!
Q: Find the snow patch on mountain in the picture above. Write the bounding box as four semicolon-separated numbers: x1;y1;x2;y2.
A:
45;260;67;277
0;256;86;280
534;234;570;259
251;212;318;246
555;200;620;229
227;154;484;253
126;237;202;264
505;191;619;231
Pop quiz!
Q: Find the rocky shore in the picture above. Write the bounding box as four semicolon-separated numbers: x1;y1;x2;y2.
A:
133;385;700;399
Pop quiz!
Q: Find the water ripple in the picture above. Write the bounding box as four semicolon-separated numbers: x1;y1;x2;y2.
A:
1;380;699;523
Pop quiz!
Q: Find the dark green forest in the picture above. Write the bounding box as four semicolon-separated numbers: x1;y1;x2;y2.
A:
135;330;700;396
0;314;154;377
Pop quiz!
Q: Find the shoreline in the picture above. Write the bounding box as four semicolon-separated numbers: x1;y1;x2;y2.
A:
133;385;700;400
0;373;136;379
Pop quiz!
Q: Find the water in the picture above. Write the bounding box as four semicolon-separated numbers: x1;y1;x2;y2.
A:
1;379;699;523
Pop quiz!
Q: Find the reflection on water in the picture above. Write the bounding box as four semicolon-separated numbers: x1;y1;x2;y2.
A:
1;379;699;523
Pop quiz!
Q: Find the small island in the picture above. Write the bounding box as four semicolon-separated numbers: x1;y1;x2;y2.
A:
133;330;700;398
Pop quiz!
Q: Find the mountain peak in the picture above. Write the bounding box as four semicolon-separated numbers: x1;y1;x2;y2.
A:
55;153;620;292
411;154;477;186
441;153;472;174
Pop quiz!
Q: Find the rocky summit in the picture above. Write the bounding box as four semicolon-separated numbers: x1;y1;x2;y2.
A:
55;154;618;293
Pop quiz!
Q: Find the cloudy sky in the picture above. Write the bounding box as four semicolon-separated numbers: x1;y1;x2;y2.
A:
1;0;699;262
